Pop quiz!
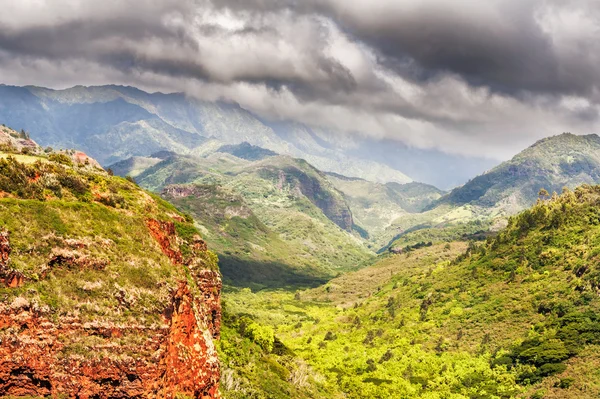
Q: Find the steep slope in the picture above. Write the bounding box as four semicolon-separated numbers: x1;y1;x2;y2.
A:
0;84;412;184
326;173;444;247
381;133;600;251
162;184;331;289
245;157;355;232
115;153;374;287
0;130;222;398
108;154;164;178
226;184;600;398
438;133;600;214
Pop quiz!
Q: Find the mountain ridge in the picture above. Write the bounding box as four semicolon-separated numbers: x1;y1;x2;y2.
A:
434;132;600;215
0;84;414;184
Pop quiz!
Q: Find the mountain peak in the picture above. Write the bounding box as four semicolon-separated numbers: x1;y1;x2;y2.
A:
437;132;600;212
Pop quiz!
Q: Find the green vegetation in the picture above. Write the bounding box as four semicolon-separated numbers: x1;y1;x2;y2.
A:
0;148;217;334
220;185;600;398
325;174;444;248
438;133;600;213
124;154;375;288
386;219;493;251
218;142;277;161
218;305;339;399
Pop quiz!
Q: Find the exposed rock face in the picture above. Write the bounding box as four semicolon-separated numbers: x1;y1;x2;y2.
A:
0;220;222;398
0;230;10;269
0;230;24;288
160;282;220;398
0;289;221;398
71;150;103;169
146;219;184;265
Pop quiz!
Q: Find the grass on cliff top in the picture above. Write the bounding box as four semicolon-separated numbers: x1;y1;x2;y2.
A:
0;152;218;328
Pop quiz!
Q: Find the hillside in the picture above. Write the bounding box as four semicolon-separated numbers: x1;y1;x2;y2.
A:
217;142;277;161
0;84;413;184
224;184;600;398
0;127;222;397
116;153;375;288
326;173;444;248
382;133;600;251
438;133;600;214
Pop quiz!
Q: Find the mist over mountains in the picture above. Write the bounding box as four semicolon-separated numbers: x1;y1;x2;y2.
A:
0;84;495;189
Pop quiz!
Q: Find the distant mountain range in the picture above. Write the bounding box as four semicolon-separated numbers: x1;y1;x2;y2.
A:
378;133;600;249
0;84;496;188
110;130;600;259
4;82;600;252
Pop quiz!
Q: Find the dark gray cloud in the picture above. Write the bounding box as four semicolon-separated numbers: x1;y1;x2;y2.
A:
0;0;599;159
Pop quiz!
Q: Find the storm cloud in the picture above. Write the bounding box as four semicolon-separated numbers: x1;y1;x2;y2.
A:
0;0;599;159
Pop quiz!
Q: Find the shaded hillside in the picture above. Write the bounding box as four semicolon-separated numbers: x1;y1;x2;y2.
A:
0;130;222;398
114;153;374;287
225;184;600;398
217;142;277;161
162;184;331;289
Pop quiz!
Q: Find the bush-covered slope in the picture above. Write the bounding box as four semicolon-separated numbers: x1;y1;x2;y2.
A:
224;184;600;398
162;184;333;289
325;173;445;247
114;153;375;287
382;133;600;253
0;134;222;398
438;133;600;213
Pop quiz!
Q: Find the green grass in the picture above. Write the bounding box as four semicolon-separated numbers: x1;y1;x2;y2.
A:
0;151;218;361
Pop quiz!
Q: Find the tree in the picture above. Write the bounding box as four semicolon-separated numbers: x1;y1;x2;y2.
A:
538;188;549;200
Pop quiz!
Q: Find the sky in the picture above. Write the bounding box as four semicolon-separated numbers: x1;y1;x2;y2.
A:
0;0;599;161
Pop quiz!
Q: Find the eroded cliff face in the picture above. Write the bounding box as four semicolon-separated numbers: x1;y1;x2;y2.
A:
0;221;222;398
0;230;24;288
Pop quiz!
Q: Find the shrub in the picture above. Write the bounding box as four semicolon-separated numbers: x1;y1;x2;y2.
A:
241;319;275;353
323;331;336;341
57;173;89;197
557;377;574;389
48;153;73;166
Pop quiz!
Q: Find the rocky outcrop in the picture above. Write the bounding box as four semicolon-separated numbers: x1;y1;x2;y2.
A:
0;220;222;398
160;282;220;398
146;219;184;265
0;286;221;398
71;151;103;169
0;230;24;288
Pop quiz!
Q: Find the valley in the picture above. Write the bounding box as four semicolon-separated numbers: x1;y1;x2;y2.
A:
3;106;600;398
3;1;600;398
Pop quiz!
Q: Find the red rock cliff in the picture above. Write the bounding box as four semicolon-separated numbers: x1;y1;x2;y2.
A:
0;221;222;398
